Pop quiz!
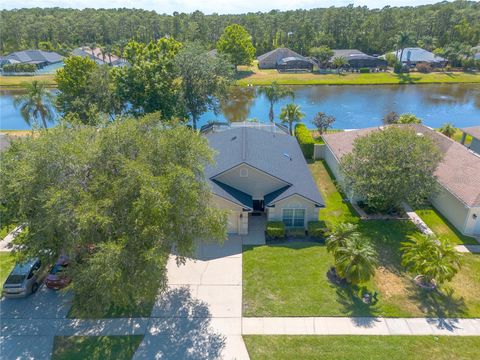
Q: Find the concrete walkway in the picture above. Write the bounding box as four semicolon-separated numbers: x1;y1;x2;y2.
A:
0;225;23;251
455;245;480;253
242;317;480;336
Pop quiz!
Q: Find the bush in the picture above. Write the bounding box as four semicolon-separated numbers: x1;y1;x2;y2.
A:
307;221;327;238
359;68;370;73
266;221;286;239
2;63;37;73
416;63;432;73
295;123;314;159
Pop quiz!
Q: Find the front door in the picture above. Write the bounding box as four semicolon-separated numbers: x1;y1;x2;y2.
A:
252;200;264;212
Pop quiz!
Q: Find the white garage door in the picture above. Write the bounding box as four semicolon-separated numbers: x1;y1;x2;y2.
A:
227;211;239;233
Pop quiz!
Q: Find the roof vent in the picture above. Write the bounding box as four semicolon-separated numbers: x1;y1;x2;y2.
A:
284;153;292;161
416;132;424;137
231;136;237;141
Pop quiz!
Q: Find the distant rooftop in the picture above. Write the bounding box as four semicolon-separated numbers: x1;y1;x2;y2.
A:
462;126;480;139
201;121;290;135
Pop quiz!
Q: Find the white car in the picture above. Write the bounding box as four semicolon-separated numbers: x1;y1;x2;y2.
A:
3;258;42;298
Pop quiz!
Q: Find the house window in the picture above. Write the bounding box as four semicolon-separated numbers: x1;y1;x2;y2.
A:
282;209;306;227
239;168;248;177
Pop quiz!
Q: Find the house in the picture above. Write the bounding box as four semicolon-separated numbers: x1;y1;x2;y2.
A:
460;126;480;155
322;124;480;237
3;50;63;69
203;123;324;235
387;47;446;67
257;47;313;71
328;49;386;68
71;47;127;67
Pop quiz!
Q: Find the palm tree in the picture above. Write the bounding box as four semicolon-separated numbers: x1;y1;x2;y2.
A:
439;123;456;138
334;235;377;285
258;81;293;122
279;103;305;135
401;234;461;287
332;56;347;74
14;81;55;129
326;223;359;255
396;31;411;66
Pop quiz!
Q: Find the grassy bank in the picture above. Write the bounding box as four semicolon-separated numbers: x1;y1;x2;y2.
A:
0;74;56;88
244;335;480;360
0;252;15;286
236;66;480;86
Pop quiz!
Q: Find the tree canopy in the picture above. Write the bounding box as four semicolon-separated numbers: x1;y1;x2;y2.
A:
1;2;478;56
0;116;227;315
217;24;256;69
341;126;443;213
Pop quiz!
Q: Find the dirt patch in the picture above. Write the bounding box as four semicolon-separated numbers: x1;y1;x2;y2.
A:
375;267;406;298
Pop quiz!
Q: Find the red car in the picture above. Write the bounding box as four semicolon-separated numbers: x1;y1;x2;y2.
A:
45;256;71;290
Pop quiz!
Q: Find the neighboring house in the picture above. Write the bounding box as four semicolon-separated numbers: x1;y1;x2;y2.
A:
204;123;324;235
2;50;63;69
257;47;313;71
460;126;480;155
71;47;127;66
387;47;446;67
322;124;480;237
329;49;386;68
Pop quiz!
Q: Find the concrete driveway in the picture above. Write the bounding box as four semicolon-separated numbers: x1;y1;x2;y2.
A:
134;235;249;360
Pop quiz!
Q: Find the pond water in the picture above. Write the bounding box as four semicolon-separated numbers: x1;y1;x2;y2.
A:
1;84;479;130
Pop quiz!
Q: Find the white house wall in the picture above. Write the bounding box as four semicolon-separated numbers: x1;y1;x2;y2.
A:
431;186;469;235
465;206;480;236
214;163;288;200
211;195;248;235
267;194;319;227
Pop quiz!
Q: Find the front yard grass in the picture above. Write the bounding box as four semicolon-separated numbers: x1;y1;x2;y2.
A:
416;206;478;245
52;335;143;360
243;335;480;360
242;160;480;318
0;252;15;286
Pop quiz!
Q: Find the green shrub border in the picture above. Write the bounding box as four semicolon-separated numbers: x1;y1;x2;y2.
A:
295;123;314;159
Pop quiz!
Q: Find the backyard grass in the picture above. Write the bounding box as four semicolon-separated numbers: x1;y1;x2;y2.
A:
0;74;56;88
242;160;480;318
416;206;479;245
0;252;16;286
243;335;480;360
52;336;143;360
235;66;480;86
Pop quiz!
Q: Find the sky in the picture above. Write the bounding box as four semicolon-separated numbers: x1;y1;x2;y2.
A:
5;1;450;14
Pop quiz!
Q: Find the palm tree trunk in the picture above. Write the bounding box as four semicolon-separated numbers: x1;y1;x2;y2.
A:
192;115;198;130
269;103;274;122
289;121;293;135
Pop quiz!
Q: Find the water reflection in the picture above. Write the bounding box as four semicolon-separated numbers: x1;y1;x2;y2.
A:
220;86;255;122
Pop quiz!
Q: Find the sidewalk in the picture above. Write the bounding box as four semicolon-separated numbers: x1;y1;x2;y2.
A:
242;317;480;336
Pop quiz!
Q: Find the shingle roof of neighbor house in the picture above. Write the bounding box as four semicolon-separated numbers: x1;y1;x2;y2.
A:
331;49;365;59
462;126;480;140
6;50;63;64
257;48;307;63
322;124;480;207
392;47;445;63
205;126;324;209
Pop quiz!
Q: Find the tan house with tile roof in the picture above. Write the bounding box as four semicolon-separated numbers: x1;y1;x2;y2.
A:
322;124;480;237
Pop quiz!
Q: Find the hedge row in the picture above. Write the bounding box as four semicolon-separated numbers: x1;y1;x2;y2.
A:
295;123;314;159
2;63;37;73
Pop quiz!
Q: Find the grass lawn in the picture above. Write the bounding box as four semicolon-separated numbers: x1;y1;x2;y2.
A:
235;65;480;86
52;336;143;360
416;206;478;245
243;335;480;360
243;160;480;317
0;74;56;88
0;252;16;286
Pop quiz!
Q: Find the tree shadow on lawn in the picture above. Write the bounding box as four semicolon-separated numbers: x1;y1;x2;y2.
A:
408;284;467;330
235;69;255;80
395;73;422;83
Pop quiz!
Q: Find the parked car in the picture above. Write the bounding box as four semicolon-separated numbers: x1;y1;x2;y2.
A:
45;256;71;290
2;258;42;298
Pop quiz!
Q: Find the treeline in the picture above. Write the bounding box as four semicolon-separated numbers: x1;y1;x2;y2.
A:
1;1;479;56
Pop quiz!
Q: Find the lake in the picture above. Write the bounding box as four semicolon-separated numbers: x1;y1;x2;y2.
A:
1;84;479;130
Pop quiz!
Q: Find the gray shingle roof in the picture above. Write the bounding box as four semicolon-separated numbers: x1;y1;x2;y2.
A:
257;48;306;63
6;50;63;64
205;127;324;208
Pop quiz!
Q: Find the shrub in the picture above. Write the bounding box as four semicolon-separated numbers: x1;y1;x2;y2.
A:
295;123;314;159
307;221;327;238
2;63;37;73
359;68;370;73
416;63;432;73
393;63;403;74
266;221;286;239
